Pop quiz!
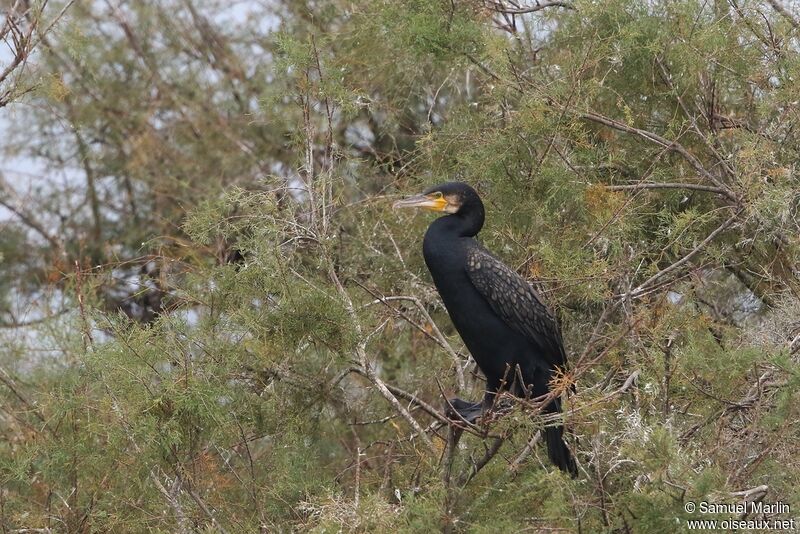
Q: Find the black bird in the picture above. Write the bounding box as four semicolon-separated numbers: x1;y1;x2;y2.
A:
394;181;576;475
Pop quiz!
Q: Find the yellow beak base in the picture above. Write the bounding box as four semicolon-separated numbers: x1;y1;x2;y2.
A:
392;194;448;212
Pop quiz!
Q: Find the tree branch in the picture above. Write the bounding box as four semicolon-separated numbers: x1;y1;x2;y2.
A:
489;1;574;14
765;0;799;29
630;209;741;298
580;110;738;201
360;289;466;392
0;175;63;251
605;182;729;195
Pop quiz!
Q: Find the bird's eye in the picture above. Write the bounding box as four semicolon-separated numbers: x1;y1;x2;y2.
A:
429;191;444;199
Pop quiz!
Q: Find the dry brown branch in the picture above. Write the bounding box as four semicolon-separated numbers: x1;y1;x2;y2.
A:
605;182;729;195
0;0;76;106
580;110;738;201
488;0;574;14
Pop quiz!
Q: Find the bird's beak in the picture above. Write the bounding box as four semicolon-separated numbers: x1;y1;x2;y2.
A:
392;193;447;212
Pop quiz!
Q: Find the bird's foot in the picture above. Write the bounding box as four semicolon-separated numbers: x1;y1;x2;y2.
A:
444;397;484;424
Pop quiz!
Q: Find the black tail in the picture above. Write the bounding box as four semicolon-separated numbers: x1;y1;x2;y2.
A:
545;425;577;477
532;372;577;477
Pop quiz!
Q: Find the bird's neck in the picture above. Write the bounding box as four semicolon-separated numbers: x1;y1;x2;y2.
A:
430;211;483;238
423;214;481;281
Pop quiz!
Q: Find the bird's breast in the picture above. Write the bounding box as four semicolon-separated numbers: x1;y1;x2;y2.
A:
421;231;541;385
422;237;499;337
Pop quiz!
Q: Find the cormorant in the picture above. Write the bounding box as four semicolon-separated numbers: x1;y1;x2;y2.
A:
394;182;577;475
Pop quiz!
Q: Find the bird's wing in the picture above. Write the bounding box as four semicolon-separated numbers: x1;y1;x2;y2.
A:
465;246;568;367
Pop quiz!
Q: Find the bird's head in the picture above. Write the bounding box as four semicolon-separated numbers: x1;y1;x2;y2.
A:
392;181;481;215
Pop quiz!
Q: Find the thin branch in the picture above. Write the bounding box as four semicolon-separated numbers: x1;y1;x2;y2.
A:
151;471;190;534
464;52;502;82
490;1;574;14
509;431;542;475
680;370;776;442
458;436;505;486
338;366;489;438
605;182;729;195
0;0;76;88
765;0;799;28
0;367;46;423
584;145;671;249
360;288;466;392
503;370;640;424
0;307;70;328
26;0;77;53
580;110;738;201
383;380;454;427
629;208;741;297
185;484;230;534
0;175;63;251
654;56;738;180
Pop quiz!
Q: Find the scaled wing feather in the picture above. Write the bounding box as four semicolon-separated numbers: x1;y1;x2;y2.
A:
465;246;568;367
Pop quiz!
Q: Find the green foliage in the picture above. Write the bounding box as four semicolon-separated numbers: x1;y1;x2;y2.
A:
389;0;484;60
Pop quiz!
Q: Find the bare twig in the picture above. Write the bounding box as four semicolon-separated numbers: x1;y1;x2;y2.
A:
508;431;542;475
151;471;190;534
0;0;76;100
441;424;461;532
0;366;46;423
0;174;64;251
458;436;505;486
628;208;741;298
654;56;738;180
580;110;738;201
360;289;466;392
185;483;230;534
489;1;574;15
680;370;776;442
605;182;729;195
74;261;94;348
354;446;362;509
765;0;799;28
